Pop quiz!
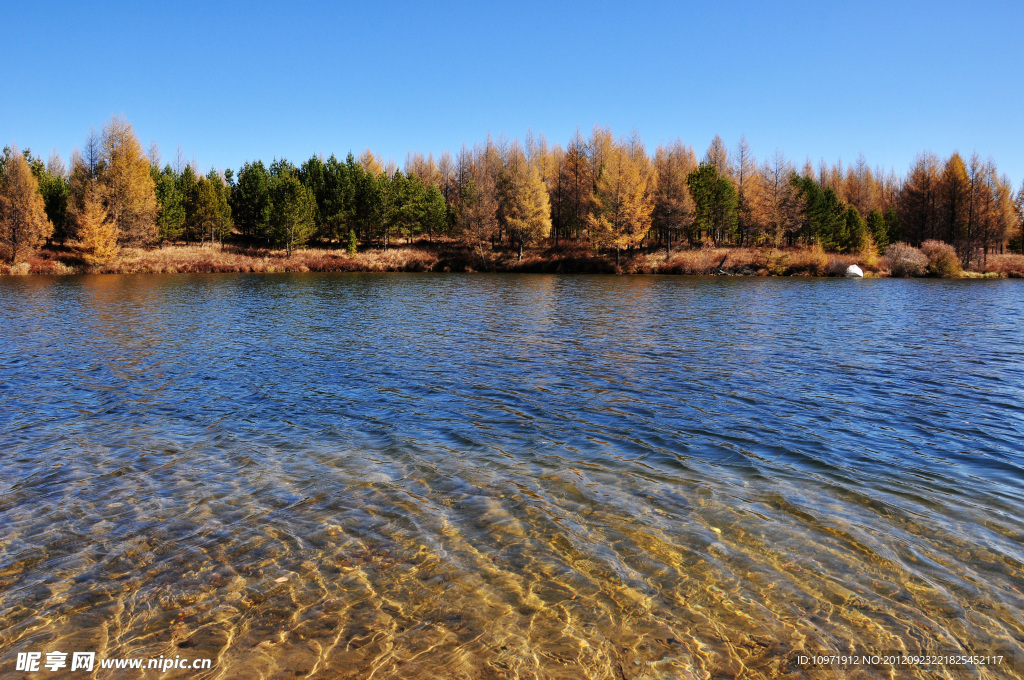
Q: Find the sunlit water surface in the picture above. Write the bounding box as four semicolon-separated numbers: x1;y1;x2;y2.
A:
1;274;1023;679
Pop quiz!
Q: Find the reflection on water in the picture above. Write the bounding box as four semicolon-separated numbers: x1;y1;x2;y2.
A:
1;273;1023;679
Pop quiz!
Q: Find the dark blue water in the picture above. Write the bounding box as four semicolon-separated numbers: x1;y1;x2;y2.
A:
1;274;1022;678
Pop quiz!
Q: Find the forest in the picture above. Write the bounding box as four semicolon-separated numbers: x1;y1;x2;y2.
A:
1;116;1022;276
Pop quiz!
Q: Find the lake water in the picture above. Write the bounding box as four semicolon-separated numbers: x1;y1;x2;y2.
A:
1;274;1023;679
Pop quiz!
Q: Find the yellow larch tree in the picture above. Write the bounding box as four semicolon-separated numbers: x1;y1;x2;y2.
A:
556;130;592;242
0;148;53;262
358;149;383;176
98;116;157;245
588;139;653;266
77;182;118;265
498;142;551;259
938;152;970;260
651;140;697;253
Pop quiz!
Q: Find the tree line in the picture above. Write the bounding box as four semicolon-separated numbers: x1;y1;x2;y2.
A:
2;116;1023;266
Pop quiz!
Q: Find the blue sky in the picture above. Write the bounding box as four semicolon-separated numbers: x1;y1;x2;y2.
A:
3;0;1022;185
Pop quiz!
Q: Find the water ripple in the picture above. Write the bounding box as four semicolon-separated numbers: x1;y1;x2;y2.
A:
1;274;1023;678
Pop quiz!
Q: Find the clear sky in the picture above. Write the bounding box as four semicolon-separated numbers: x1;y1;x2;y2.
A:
3;0;1022;185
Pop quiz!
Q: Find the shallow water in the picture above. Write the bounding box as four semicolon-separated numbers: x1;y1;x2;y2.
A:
1;273;1023;679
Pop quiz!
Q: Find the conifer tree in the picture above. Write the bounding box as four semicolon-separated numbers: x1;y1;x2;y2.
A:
790;176;847;249
588;126;614;189
393;172;425;243
66;149;92;241
688;163;738;245
298;155;328;240
938;153;970;260
558;130;592;241
652;140;696;253
98;116;157;245
761;150;795;247
268;170;315;255
358;149;383;176
884;207;901;246
422;184;447;241
1015;181;1024;253
33;151;70;244
302;154;352;244
177;165;200;242
77;182;118;265
844;206;868;253
154;167;185;242
704;135;733;179
867;209;889;250
194;173;233;244
589;141;653;264
980;166;1013;264
898;153;940;243
232;161;272;242
458;175;499;245
349;156;379;244
733;135;760;245
0;148;53;261
498;144;551;259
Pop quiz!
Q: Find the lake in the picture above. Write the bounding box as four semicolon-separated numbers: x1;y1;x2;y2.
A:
1;273;1022;679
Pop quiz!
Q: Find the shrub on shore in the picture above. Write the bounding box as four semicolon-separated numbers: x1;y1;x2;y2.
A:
920;240;962;277
981;253;1024;277
883;243;928;277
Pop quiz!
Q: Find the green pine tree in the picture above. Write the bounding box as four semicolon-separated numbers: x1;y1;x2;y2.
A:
867;209;888;250
883;207;901;245
844;206;867;253
791;176;847;250
231;160;272;243
687;163;738;245
269;170;315;255
154;167;185;242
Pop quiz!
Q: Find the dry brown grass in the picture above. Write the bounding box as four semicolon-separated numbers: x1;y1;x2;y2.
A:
110;245;361;274
615;245;879;277
0;244;449;276
3;240;1002;278
656;248;727;275
783;245;830;276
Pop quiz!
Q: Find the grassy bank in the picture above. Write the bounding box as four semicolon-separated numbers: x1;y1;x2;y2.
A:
1;241;1022;277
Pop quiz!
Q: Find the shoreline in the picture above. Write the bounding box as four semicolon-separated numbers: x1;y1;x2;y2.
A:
0;242;1019;278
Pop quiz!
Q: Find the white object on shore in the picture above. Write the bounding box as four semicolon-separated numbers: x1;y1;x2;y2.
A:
845;264;864;278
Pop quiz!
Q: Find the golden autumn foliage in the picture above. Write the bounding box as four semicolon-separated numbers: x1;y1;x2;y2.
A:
66;148;93;241
77;182;118;265
498;144;550;258
9;115;1024;274
358;149;383;176
0;149;53;261
589;139;653;260
651;140;697;251
98;116;157;245
556;130;593;240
